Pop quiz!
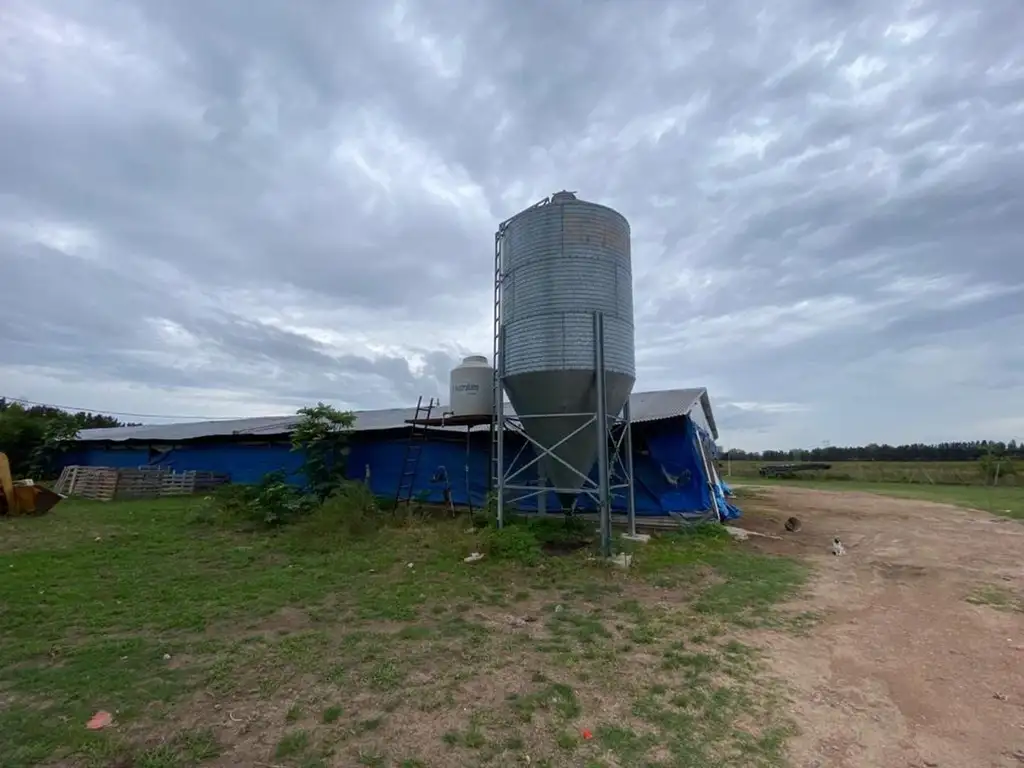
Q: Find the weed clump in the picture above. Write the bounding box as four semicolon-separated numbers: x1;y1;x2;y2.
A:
187;472;317;528
480;514;596;565
188;474;389;544
482;523;543;565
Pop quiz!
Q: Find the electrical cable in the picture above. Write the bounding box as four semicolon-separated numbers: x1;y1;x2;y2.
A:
0;396;250;422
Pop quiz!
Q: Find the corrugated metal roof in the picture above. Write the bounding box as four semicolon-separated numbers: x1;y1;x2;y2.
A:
628;388;718;437
74;387;717;443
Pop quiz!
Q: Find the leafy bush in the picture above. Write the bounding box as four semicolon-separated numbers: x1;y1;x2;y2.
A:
527;515;593;546
191;475;388;539
375;495;398;513
308;481;385;539
191;472;317;528
481;524;543;566
248;471;319;525
978;451;1017;484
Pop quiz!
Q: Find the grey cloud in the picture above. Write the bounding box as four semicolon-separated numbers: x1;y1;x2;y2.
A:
1;0;1022;449
714;404;785;435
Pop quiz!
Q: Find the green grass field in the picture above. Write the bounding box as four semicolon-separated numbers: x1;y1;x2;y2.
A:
724;459;1021;486
0;497;811;768
729;478;1024;520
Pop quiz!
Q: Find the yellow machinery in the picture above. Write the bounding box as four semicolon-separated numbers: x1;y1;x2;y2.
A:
0;452;65;516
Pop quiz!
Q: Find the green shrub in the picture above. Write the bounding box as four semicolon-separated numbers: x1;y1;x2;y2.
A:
193;473;390;541
482;524;543;566
309;482;384;538
978;453;1017;484
251;471;319;525
527;515;592;545
375;495;398;513
193;472;317;528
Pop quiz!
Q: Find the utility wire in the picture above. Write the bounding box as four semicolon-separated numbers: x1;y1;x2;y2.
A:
0;396;253;422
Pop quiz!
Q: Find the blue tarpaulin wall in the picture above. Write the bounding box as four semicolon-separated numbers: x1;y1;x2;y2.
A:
64;416;739;519
62;443;305;485
347;418;739;519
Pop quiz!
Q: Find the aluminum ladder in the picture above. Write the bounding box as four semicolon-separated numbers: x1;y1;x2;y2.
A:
395;396;437;507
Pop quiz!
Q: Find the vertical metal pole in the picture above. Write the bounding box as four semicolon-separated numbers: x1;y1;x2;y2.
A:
465;426;473;516
623;398;637;537
487;416;494;497
694;428;722;522
493;227;505;529
538;466;547;517
594;311;612;558
496;326;506;529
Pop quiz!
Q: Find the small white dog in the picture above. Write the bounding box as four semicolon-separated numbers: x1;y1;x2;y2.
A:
831;537;846;556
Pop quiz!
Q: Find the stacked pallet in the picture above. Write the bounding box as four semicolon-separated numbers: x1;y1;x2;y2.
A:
115;468;169;499
160;470;230;496
54;466;230;501
53;466;119;500
189;471;231;494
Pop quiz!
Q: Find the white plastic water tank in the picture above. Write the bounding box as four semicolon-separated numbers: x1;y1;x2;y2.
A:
449;355;494;417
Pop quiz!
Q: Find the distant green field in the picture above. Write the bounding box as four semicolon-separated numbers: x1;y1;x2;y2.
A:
729;479;1024;521
723;459;1021;487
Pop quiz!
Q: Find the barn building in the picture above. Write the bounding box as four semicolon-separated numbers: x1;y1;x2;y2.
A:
64;388;738;520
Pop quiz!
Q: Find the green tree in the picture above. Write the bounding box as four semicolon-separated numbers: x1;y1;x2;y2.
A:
0;399;130;478
0;403;45;477
29;413;81;479
291;402;356;501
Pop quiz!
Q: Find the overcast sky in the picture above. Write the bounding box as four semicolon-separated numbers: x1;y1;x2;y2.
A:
1;1;1022;451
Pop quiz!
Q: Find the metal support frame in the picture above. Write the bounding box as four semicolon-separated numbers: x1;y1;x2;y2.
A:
490;330;634;547
594;313;612;556
622;399;637;537
490;241;636;555
693;427;723;523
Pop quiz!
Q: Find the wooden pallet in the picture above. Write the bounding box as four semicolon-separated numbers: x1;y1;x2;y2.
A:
54;466;120;501
55;466;231;501
53;466;76;496
114;468;169;499
188;471;231;494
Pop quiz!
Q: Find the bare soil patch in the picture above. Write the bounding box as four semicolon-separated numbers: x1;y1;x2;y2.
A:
736;486;1024;767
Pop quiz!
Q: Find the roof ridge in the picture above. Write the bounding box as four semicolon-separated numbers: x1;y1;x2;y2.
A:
74;388;714;442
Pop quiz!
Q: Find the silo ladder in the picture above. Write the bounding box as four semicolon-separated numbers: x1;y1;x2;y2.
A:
395;396;437;507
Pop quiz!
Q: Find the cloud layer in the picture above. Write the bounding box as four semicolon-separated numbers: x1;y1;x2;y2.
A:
1;0;1022;449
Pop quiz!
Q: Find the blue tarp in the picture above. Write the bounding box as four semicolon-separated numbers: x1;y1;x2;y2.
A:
62;443;305;485
63;416;740;519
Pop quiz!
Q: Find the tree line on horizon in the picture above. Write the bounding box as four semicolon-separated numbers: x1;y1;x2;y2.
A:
0;398;140;477
722;440;1022;463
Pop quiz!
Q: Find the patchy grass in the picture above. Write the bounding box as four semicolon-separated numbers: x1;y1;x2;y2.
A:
0;496;810;767
966;584;1024;613
629;524;809;627
733;478;1024;520
725;459;1023;487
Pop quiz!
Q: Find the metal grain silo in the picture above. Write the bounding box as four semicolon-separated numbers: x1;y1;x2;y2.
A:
497;191;636;504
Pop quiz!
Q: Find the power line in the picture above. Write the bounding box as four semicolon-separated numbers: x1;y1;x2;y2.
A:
0;396;252;422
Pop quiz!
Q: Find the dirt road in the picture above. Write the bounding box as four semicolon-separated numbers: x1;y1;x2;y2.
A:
737;487;1024;768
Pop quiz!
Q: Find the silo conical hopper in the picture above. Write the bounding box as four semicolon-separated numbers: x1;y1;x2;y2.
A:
498;191;636;506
